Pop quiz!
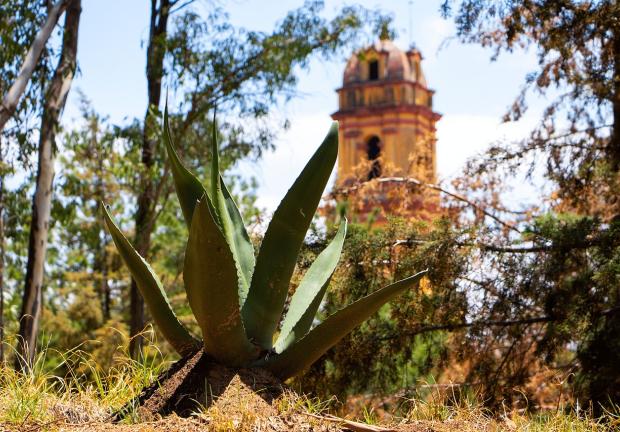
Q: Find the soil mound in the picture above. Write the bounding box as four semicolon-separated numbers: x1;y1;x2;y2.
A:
115;349;283;420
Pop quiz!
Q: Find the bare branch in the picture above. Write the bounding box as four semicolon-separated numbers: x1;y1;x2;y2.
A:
169;0;196;15
378;316;555;341
393;238;552;253
333;176;522;234
459;242;552;253
380;307;620;341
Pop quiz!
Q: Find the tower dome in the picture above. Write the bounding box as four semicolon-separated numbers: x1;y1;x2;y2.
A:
342;39;427;87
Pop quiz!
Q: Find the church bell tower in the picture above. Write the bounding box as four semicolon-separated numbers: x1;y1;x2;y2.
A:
331;38;441;219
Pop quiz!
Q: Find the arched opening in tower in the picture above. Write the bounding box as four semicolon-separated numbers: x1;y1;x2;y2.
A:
368;60;379;81
366;135;382;180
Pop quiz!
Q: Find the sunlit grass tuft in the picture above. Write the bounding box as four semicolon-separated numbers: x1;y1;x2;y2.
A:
0;329;171;426
398;389;619;432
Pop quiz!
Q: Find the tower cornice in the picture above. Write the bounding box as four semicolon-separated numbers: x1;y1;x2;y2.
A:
332;103;442;123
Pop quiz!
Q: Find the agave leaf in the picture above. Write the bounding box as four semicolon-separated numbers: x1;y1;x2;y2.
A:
220;181;255;304
274;219;347;353
209;113;224;228
184;195;257;365
163;106;206;228
164;110;255;303
243;122;339;349
208;119;255;304
102;205;200;356
260;269;428;380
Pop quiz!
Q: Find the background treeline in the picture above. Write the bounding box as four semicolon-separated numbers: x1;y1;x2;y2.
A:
1;0;619;415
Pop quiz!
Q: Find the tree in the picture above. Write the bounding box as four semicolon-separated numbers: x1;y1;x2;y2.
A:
295;0;620;405
440;0;620;212
432;0;620;410
0;0;66;360
128;0;171;359
295;218;463;401
16;0;81;370
33;99;135;371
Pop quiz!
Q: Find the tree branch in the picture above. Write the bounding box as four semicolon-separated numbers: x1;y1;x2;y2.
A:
378;316;556;341
380;307;620;341
393;238;553;253
0;0;70;132
333;176;522;234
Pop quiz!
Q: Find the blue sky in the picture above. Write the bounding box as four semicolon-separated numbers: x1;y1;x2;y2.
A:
63;0;544;211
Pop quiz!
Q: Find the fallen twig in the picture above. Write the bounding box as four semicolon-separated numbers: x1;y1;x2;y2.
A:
303;412;397;432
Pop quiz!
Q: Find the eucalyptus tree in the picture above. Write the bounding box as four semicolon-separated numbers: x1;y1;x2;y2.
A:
0;0;68;362
0;0;69;132
15;0;82;370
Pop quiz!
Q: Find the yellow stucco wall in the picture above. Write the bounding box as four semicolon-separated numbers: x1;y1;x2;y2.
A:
334;83;439;185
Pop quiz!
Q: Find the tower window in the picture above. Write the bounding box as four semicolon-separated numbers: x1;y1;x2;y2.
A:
366;135;382;180
368;60;379;81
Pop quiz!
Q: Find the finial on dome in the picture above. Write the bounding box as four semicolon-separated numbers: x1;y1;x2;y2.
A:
378;21;394;41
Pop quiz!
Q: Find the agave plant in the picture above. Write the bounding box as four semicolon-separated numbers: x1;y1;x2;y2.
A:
102;109;427;380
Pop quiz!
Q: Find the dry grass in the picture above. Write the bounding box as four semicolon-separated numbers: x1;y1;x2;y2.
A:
0;347;617;431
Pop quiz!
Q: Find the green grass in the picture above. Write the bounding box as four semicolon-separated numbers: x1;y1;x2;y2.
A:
0;341;617;431
0;334;171;425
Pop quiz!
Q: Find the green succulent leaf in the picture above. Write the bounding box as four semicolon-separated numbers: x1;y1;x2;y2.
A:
209;118;255;304
164;109;255;303
220;181;256;304
102;204;200;356
274;219;347;353
163;106;205;228
184;194;257;366
243;122;339;349
260;269;428;380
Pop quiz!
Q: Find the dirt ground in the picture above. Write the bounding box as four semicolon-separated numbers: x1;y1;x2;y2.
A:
0;417;490;432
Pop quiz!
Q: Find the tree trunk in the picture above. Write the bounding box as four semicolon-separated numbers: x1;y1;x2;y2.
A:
15;0;81;371
0;138;5;363
0;0;69;132
92;121;111;321
129;0;171;359
610;28;620;171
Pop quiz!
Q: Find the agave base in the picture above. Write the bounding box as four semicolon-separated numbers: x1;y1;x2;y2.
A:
114;349;284;420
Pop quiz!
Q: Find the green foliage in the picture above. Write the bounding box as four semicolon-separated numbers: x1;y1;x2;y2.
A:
104;118;426;379
523;214;620;409
0;0;55;151
296;218;464;399
38;101;135;364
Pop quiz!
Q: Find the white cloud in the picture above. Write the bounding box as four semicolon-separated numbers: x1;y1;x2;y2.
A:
436;114;537;180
